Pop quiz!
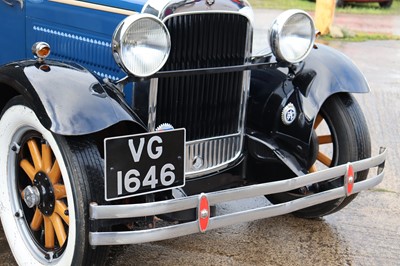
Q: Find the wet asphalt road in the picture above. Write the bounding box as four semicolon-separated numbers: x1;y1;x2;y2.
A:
1;10;400;266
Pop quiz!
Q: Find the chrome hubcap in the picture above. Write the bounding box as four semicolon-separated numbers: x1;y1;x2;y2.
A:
23;185;40;208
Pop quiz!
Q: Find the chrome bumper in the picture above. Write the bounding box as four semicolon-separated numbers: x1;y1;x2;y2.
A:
89;148;386;246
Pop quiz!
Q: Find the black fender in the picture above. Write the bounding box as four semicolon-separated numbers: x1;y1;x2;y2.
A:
0;60;145;135
296;43;369;119
247;44;370;173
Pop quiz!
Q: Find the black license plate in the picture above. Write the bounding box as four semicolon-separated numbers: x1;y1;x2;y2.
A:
104;129;185;201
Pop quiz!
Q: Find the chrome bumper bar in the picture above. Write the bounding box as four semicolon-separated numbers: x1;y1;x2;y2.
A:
89;148;386;246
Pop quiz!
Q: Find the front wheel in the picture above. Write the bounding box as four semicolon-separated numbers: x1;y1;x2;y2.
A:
267;93;371;218
0;97;107;265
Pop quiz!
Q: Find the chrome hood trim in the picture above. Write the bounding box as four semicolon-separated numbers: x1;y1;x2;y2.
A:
142;0;254;23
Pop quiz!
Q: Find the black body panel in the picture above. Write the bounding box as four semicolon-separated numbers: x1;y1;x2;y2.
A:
0;60;145;135
246;44;370;174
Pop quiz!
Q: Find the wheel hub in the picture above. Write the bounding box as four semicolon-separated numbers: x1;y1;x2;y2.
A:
23;185;40;208
23;172;55;216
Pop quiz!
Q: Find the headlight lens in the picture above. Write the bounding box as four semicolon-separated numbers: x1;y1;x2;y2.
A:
112;14;171;77
269;10;316;63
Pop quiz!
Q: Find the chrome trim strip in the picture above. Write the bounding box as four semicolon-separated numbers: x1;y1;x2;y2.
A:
185;134;241;178
91;221;199;245
142;0;254;22
147;79;158;132
208;174;383;231
49;0;136;15
89;148;386;246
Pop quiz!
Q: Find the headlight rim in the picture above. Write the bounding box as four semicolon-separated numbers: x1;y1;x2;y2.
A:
112;13;171;78
269;9;316;64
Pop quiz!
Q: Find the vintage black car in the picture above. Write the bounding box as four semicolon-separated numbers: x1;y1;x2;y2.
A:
0;0;386;264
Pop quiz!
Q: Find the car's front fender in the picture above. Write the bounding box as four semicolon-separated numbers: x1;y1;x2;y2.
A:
247;43;371;173
0;60;145;135
297;43;370;119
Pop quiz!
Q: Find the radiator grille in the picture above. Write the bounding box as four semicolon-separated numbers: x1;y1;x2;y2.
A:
157;72;244;141
156;13;249;141
162;13;248;70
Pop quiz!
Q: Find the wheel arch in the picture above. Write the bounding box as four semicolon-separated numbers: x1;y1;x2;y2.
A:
0;60;146;136
297;43;370;123
0;82;20;116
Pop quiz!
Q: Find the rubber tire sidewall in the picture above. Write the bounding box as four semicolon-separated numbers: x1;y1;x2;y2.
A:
298;93;371;217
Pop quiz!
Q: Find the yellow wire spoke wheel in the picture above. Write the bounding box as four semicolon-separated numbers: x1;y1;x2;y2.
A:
0;97;107;264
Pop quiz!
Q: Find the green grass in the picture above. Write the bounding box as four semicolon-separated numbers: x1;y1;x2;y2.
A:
248;0;400;15
337;1;400;14
319;32;400;41
248;0;315;10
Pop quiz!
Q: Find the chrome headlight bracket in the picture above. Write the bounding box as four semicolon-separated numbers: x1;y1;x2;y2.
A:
269;10;316;64
112;14;171;78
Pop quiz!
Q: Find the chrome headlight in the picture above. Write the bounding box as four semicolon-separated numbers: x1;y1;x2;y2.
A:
269;10;316;64
112;14;171;77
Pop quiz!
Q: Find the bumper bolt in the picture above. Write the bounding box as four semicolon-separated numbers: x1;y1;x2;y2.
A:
200;209;209;219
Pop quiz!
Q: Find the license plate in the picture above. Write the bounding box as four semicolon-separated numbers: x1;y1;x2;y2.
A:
104;129;185;201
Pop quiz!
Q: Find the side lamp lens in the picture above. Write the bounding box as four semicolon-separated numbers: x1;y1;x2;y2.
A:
32;42;51;60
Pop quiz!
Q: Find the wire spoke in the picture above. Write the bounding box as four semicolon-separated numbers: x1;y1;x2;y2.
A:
44;216;55;249
317;151;332;167
41;143;52;173
20;159;36;181
309;164;318;173
54;200;69;225
30;208;44;231
28;139;42;170
318;135;333;145
50;213;67;247
49;160;61;184
53;184;66;200
314;114;323;129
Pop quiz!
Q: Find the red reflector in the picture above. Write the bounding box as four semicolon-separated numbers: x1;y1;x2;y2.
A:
345;163;354;196
198;193;210;233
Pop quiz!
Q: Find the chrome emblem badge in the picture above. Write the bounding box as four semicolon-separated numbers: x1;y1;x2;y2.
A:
281;103;297;125
193;156;204;170
155;123;174;131
206;0;215;6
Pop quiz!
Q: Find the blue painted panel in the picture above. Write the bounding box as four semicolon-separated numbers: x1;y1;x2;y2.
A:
25;0;128;80
0;1;25;64
27;19;123;80
1;0;138;103
82;0;146;12
26;0;126;38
